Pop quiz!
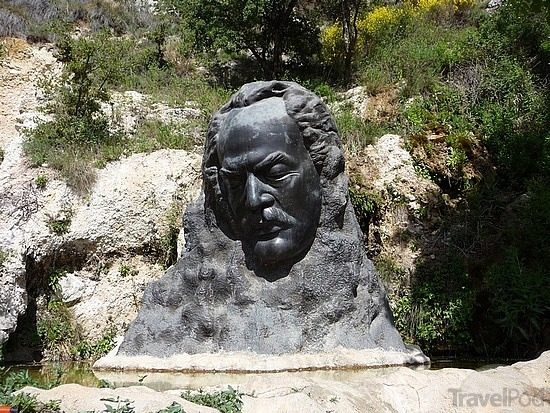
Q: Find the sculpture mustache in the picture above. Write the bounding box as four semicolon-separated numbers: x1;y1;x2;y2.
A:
238;206;297;230
260;207;297;227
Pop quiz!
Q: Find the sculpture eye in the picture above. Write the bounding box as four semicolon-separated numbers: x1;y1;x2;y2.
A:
220;169;245;190
264;164;299;184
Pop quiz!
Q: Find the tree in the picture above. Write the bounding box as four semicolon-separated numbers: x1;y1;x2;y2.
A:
317;0;370;83
162;0;320;79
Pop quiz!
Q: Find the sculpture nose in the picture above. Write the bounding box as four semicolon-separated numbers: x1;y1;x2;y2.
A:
245;173;274;210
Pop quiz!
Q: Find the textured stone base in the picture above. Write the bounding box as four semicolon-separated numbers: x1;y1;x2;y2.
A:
94;343;428;373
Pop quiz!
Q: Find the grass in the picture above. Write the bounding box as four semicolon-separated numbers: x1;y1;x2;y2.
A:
0;367;61;412
334;103;385;153
181;386;243;413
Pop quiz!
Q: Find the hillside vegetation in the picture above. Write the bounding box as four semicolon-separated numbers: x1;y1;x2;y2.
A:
1;0;549;359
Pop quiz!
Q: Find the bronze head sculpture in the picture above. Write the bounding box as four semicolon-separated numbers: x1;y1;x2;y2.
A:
114;80;414;359
203;81;347;270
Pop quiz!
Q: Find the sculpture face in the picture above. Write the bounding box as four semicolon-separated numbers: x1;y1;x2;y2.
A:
217;98;321;266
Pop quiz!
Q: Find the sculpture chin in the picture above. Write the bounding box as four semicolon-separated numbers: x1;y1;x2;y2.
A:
239;223;317;276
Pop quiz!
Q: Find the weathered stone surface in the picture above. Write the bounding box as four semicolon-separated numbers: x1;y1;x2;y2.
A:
19;384;219;413
117;196;407;356
0;251;26;344
115;81;415;361
39;351;550;413
100;90;201;135
0;38;203;347
57;272;96;305
347;134;443;276
95;345;428;372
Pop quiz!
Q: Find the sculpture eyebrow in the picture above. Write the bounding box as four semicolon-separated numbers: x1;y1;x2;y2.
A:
219;151;290;176
253;151;290;172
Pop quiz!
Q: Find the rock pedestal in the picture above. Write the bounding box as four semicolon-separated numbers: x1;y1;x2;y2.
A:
105;81;426;368
117;196;406;357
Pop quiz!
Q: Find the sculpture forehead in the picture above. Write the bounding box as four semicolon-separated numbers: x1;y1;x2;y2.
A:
217;97;300;152
216;98;304;171
222;97;289;130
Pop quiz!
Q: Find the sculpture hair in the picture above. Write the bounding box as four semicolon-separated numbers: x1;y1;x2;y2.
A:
202;80;347;235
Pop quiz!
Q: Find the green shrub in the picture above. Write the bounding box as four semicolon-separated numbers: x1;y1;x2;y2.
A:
132;120;198;153
0;249;11;267
0;368;61;412
486;248;550;357
480;179;550;357
0;0;155;39
36;298;76;360
181;386;243;413
35;174;48;189
334;104;384;153
71;326;117;360
25;29;130;192
393;257;476;354
45;212;72;236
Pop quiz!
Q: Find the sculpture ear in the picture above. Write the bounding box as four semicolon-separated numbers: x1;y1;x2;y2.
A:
203;166;223;201
203;165;238;240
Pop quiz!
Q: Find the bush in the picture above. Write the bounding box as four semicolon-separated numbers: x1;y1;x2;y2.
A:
393;257;476;354
479;179;550;357
0;0;155;39
0;368;62;412
334;103;384;153
36;298;77;361
24;29;129;192
181;386;243;413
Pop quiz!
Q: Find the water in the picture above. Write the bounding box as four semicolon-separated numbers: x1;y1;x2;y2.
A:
1;357;517;392
1;362;102;388
429;357;517;371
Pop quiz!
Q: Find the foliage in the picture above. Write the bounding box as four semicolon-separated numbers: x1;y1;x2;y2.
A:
334;103;383;153
319;0;476;83
0;368;61;412
25;29;129;192
349;188;380;218
181;386;243;413
157;402;185;413
0;249;11;267
486;248;550;357
385;1;550;357
131;120;198;153
0;39;5;62
0;0;155;39
35;174;48;189
505;0;550;24
102;397;135;413
317;0;370;82
155;198;185;268
349;186;381;236
36;298;76;361
45;213;72;236
393;257;476;354
70;326;117;360
479;179;550;357
161;0;320;79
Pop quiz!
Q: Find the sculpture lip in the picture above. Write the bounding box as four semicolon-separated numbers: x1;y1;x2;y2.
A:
253;222;285;240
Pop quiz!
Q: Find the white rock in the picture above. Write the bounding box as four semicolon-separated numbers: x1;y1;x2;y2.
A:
0;40;203;344
58;273;96;305
24;351;550;413
19;384;219;413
